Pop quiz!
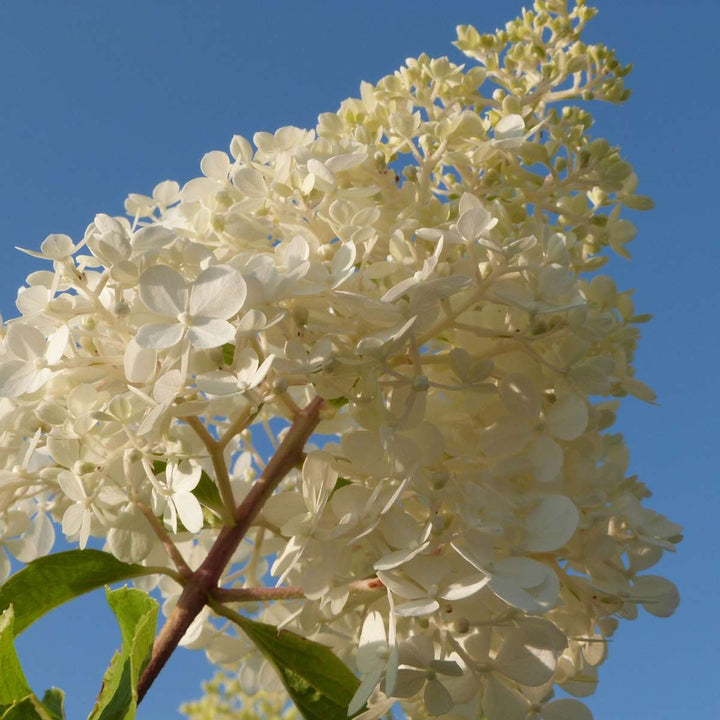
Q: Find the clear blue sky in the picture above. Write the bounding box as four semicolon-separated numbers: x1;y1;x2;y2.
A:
0;1;716;718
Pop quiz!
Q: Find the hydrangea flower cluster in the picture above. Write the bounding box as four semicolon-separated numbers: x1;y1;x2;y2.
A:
0;2;681;718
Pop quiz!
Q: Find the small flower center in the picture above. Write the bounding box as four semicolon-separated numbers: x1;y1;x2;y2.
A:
177;311;193;327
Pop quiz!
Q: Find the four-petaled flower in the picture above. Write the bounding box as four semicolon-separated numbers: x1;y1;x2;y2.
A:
136;264;247;349
151;460;204;534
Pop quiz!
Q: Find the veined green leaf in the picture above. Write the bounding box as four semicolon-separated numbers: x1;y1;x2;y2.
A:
88;587;158;720
192;471;225;517
0;607;31;709
0;608;66;720
0;550;154;637
1;694;58;720
231;614;360;719
40;689;65;720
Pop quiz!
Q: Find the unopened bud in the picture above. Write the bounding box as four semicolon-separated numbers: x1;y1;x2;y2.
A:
73;460;96;476
39;467;59;481
402;166;417;182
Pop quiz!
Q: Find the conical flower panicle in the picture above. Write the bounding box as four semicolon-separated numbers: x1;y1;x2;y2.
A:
0;3;679;718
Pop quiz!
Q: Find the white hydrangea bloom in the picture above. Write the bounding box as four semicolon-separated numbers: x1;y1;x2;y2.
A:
0;4;681;719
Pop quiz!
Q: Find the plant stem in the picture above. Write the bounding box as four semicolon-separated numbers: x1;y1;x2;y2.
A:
181;414;236;524
212;577;384;603
136;501;193;579
137;395;324;703
218;402;263;450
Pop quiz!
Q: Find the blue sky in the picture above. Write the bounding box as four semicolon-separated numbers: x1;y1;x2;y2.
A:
0;1;717;718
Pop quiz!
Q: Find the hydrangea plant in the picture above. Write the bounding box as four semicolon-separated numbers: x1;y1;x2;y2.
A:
0;2;681;719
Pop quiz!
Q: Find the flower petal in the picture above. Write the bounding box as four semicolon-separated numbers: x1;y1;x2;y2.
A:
40;233;75;259
494;557;548;588
524;495;579;552
61;503;86;536
483;674;527;720
441;574;491;601
189;265;247;319
136;323;185;350
7;324;46;361
139;265;188;316
393;597;440;617
124;339;157;383
188;318;236;349
495;114;525;140
528;434;564;483
58;471;87;502
196;370;240;395
356;611;387;670
45;325;69;364
170;461;202;493
457;206;496;242
174;493;204;533
545;395;588;441
347;667;383;717
0;361;35;397
632;575;680;617
424;677;453;716
542;699;593;720
501;373;542;421
200;150;231;180
494;630;556;686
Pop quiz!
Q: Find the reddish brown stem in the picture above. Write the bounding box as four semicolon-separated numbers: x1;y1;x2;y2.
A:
212;577;384;603
136;501;193;579
137;395;324;703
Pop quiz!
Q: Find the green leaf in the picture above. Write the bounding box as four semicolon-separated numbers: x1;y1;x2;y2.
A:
40;689;65;720
1;695;58;720
0;607;31;709
0;608;66;720
193;471;225;516
232;615;359;719
88;587;158;720
0;550;154;637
